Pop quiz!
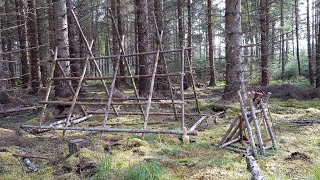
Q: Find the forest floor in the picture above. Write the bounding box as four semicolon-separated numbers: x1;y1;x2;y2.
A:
0;82;320;180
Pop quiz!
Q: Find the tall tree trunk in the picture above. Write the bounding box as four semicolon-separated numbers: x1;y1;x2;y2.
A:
186;0;192;84
4;0;15;86
177;0;184;48
116;0;127;87
53;0;71;97
222;0;245;99
136;0;150;96
0;3;7;90
307;0;314;85
295;0;301;75
27;0;41;93
260;0;269;86
37;0;49;87
15;0;30;88
316;22;320;88
67;0;81;88
280;0;285;80
208;0;216;86
154;0;168;91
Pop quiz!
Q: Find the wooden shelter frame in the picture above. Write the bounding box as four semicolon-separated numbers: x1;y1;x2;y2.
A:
22;10;205;136
218;91;277;157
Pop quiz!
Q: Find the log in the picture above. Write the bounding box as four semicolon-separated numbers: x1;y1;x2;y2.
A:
12;153;49;160
24;158;38;172
0;106;41;114
219;116;240;145
20;125;199;135
68;139;92;155
21;115;93;134
245;155;265;180
189;115;207;132
223;146;247;154
86;111;204;116
219;137;240;148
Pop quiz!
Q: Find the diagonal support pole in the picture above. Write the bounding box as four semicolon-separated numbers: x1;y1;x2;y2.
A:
70;9;119;116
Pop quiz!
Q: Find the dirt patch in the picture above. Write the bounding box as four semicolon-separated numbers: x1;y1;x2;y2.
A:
285;152;311;162
252;84;320;100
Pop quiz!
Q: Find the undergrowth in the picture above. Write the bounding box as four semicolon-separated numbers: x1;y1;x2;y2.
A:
93;155;112;180
123;161;164;180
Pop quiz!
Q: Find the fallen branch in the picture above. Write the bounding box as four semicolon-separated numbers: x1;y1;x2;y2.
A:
245;155;265;180
22;115;93;134
0;106;41;114
284;119;320;125
12;153;49;160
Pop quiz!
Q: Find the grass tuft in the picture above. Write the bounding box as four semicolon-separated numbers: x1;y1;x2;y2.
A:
93;155;112;180
312;167;320;180
123;161;164;180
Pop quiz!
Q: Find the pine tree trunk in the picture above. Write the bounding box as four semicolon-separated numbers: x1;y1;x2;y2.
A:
52;0;71;97
222;0;245;99
4;0;15;87
37;0;49;87
136;0;150;96
15;0;30;89
280;0;285;80
27;0;41;93
208;0;216;86
260;0;269;86
307;0;314;85
316;22;320;88
295;0;301;76
177;0;184;48
0;3;7;90
67;0;81;88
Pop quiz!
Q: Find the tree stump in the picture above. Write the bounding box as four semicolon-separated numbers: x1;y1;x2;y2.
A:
68;139;92;155
0;91;10;104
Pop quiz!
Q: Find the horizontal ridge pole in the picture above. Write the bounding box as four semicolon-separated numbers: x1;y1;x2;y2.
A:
39;101;184;106
54;48;192;61
51;73;182;81
86;111;204;116
20;125;199;135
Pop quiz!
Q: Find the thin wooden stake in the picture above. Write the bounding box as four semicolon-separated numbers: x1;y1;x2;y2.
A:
261;102;277;150
238;91;258;157
249;99;266;156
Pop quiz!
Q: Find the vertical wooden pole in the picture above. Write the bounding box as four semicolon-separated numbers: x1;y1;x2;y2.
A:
261;103;277;149
180;47;185;129
238;91;258;157
249;99;266;155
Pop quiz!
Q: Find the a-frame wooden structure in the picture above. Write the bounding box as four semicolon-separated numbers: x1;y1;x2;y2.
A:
22;10;206;137
219;91;277;157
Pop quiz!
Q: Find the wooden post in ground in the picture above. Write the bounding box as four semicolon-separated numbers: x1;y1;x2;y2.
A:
238;91;258;157
249;99;266;156
180;47;185;130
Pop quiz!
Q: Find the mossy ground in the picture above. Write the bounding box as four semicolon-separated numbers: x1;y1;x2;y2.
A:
0;87;320;179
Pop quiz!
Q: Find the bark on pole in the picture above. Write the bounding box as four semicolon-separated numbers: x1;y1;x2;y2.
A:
222;0;245;99
53;0;71;97
260;0;269;86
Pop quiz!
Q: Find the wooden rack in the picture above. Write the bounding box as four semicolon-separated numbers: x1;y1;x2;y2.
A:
21;10;205;138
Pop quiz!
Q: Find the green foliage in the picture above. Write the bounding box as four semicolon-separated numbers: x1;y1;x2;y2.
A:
123;161;164;180
93;155;112;180
312;167;320;180
209;156;233;167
